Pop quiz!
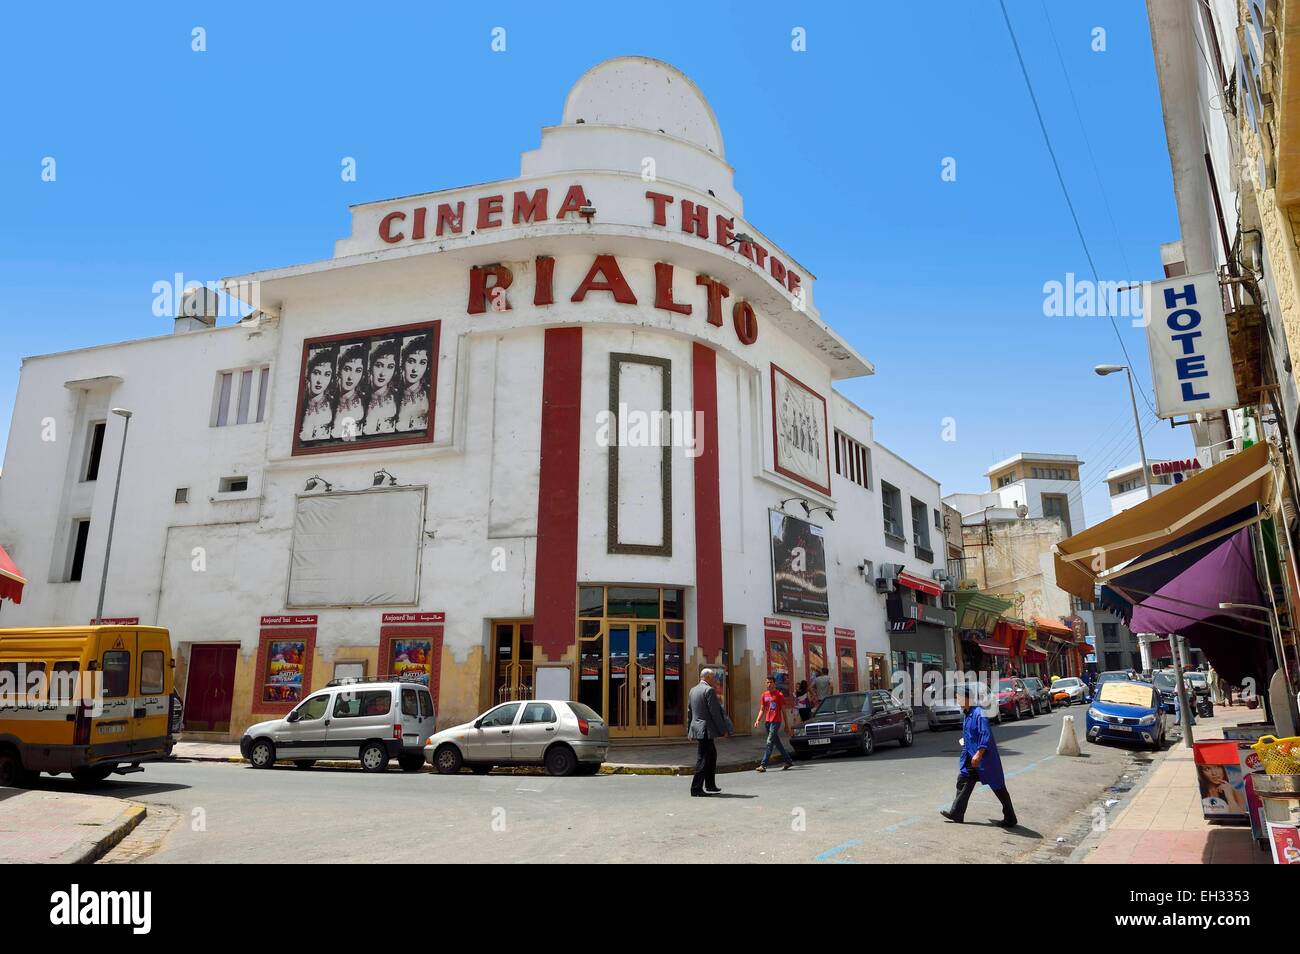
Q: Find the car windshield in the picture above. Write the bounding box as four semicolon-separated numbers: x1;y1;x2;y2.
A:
997;679;1015;691
1152;672;1176;691
1186;673;1207;685
1023;678;1041;690
1098;682;1157;708
1055;678;1079;688
814;693;867;716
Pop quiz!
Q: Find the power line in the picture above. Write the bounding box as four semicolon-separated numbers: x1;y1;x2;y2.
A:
997;0;1157;414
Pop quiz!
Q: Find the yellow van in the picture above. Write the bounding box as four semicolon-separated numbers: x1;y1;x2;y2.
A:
0;626;175;785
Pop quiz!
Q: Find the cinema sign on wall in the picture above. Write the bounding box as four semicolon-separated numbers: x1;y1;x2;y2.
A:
1143;271;1238;418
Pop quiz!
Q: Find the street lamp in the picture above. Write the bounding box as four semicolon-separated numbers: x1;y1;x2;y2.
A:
1095;364;1153;500
93;408;132;625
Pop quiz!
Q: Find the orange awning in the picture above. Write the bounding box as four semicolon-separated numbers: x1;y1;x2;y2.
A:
1053;442;1275;600
1032;615;1073;637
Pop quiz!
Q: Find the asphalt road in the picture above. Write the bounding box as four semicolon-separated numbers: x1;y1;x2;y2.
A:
52;706;1158;863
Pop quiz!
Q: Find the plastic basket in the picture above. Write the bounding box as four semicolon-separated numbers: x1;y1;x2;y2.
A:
1251;735;1300;775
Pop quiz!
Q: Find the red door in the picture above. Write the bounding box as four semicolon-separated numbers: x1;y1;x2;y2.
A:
184;644;238;732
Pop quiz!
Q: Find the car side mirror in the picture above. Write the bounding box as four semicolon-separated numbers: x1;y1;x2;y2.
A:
286;712;300;723
473;719;484;729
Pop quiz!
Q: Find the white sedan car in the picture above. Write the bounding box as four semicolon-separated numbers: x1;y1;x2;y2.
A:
425;699;609;777
1050;677;1088;705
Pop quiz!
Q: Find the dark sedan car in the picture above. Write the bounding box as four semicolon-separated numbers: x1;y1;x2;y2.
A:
1021;677;1053;715
790;690;914;758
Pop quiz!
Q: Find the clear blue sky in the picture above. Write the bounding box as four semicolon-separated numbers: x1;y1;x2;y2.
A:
0;1;1191;526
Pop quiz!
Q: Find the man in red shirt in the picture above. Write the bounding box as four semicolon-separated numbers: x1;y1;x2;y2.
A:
754;675;795;772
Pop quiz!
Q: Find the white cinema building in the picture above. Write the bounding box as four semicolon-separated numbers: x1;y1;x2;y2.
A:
0;57;952;740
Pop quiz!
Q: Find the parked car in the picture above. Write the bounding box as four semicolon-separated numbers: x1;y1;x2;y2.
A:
1091;670;1138;700
995;678;1034;721
241;679;437;773
790;690;914;757
1151;670;1180;711
1021;677;1054;714
425;699;608;777
1086;680;1169;750
925;683;995;730
1049;676;1088;706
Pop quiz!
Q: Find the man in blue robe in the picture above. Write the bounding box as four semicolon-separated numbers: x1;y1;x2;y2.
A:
940;684;1018;828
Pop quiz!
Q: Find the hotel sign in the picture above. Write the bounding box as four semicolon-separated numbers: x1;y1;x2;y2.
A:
1143;271;1238;418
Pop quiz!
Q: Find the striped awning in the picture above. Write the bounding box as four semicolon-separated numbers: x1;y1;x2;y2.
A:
0;545;25;604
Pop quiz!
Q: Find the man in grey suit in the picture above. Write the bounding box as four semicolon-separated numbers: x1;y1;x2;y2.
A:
687;669;732;796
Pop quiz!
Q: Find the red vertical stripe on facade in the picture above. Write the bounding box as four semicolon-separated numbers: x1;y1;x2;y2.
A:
692;342;724;659
534;327;583;659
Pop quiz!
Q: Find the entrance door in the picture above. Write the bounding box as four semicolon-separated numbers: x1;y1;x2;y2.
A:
491;621;534;704
184;644;237;733
599;622;673;739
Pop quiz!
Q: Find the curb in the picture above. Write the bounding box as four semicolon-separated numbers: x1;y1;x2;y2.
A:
173;753;765;776
65;804;147;865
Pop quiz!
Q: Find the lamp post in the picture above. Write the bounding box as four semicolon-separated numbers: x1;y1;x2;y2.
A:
93;408;132;625
1095;364;1153;499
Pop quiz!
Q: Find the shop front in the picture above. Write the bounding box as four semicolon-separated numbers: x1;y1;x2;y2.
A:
887;581;957;701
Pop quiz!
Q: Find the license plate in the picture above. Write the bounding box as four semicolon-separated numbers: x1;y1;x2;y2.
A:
98;724;125;735
1110;725;1133;732
809;738;831;746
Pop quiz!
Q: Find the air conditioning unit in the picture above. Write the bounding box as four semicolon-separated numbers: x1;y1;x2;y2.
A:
941;592;957;610
875;563;901;594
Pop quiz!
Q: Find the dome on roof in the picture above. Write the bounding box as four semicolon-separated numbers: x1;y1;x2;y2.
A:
561;56;725;157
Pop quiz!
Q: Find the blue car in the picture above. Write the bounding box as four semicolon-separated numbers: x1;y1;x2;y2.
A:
1086;680;1169;750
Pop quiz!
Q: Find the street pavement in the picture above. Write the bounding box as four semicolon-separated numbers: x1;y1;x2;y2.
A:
48;706;1153;864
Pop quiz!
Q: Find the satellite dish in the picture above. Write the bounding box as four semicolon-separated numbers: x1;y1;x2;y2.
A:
1016;504;1029;518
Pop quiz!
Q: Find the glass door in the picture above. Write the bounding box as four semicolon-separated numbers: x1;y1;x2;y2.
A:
492;621;534;704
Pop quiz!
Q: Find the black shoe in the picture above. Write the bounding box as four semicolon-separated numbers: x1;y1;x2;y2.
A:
704;786;722;794
940;810;963;823
690;790;710;797
994;817;1018;828
782;762;794;771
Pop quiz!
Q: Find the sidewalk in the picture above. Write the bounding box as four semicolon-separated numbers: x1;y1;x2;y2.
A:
1075;704;1274;865
0;789;145;864
174;731;779;774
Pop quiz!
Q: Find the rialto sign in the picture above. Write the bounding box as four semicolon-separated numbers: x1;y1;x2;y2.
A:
1143;271;1238;417
374;182;807;346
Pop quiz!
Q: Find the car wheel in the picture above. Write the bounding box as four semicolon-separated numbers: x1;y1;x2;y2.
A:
544;744;578;777
248;739;276;769
398;754;424;773
899;721;914;747
860;728;875;757
433;744;463;775
359;742;389;773
293;759;316;770
0;749;33;788
469;764;493;775
1011;703;1021;721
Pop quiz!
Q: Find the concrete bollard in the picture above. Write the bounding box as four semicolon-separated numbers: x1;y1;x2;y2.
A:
1057;714;1082;757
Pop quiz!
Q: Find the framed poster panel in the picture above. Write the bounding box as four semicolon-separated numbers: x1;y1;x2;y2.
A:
770;363;831;495
802;626;827;688
379;612;445;703
769;510;830;619
836;637;860;692
292;320;440;456
765;633;792;694
252;615;318;716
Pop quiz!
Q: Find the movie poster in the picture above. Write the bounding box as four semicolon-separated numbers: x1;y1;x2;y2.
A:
771;364;830;494
263;640;306;703
769;510;830;619
387;638;434;686
294;321;439;455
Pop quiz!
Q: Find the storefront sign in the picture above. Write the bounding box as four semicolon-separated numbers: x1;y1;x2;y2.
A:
259;615;318;626
1143;271;1238;418
1152;458;1202;477
769;510;829;619
801;623;826;634
833;627;855;638
763;617;792;630
381;612;445;624
890;619;917;633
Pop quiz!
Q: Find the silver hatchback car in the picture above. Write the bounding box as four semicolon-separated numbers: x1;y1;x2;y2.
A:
425;699;609;776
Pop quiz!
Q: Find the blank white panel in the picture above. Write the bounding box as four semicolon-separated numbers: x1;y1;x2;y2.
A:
615;360;665;548
488;333;543;537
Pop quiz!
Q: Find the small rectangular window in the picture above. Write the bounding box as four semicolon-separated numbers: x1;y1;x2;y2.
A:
102;651;131;697
175;487;189;504
140;650;165;695
84;421;106;482
215;372;233;427
333;661;365;682
69;519;91;582
333;690;391;718
219;476;249;494
256;367;270;423
401;687;419;717
236;369;253;425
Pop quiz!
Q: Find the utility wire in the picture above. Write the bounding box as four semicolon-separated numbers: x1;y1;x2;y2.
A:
998;0;1157;414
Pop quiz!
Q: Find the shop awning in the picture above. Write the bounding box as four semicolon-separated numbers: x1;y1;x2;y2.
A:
0;545;25;604
1032;615;1073;638
1023;641;1048;663
897;571;942;597
969;638;1010;657
953;590;1013;630
1053;442;1275;601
